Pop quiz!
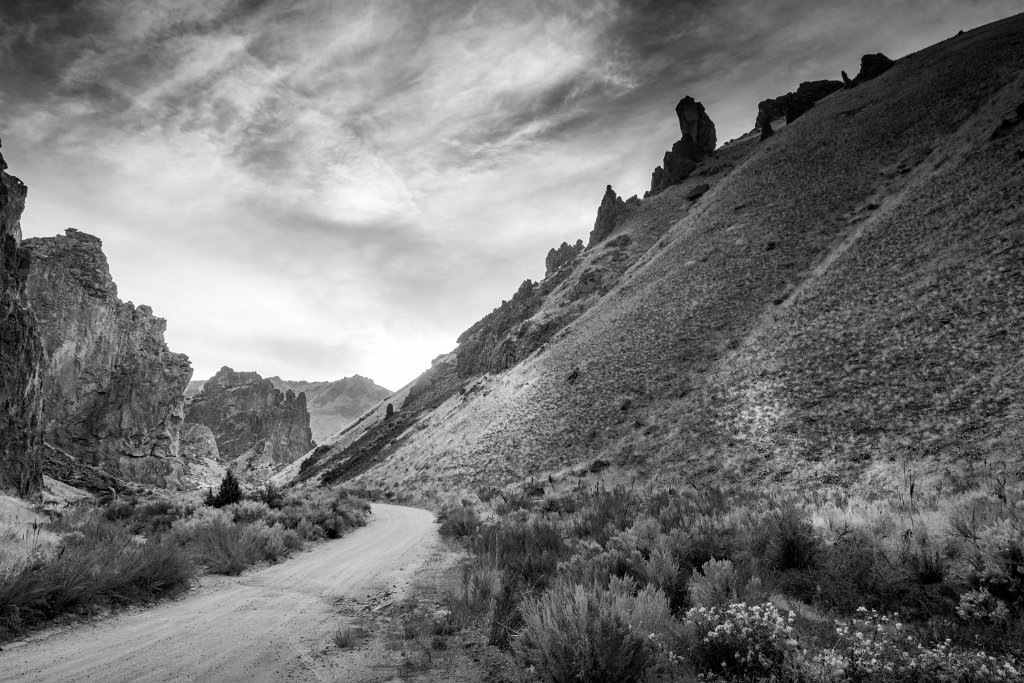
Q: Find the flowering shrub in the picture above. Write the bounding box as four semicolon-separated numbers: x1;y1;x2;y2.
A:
684;602;799;680
807;607;1024;682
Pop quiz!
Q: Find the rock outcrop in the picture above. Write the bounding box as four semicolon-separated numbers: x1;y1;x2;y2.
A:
755;80;844;132
588;186;626;246
676;96;717;153
648;96;716;197
0;140;44;496
545;239;584;277
852;53;895;85
185;367;313;465
23;229;193;488
456;279;544;377
179;423;220;463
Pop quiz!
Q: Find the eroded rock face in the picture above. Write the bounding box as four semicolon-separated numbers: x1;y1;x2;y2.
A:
185;367;313;465
0;142;43;496
649;96;717;197
588;186;626;246
23;229;192;488
755;80;844;132
545;239;584;277
180;423;220;463
676;96;717;154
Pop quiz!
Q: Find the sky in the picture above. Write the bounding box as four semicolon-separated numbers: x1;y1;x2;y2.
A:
0;1;1019;390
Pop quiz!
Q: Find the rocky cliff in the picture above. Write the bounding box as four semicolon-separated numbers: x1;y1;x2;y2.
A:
186;367;313;465
22;229;193;488
0;140;43;496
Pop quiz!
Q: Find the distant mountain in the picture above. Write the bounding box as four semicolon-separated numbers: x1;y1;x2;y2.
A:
267;375;391;443
288;14;1024;497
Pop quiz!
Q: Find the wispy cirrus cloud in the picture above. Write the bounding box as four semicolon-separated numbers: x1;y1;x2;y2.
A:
0;0;1019;388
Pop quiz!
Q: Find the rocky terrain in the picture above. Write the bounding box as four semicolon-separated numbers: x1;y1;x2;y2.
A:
23;229;193;489
0;140;43;496
184;367;313;482
267;375;391;442
288;15;1024;499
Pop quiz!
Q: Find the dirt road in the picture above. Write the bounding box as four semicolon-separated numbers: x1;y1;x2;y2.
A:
1;503;439;682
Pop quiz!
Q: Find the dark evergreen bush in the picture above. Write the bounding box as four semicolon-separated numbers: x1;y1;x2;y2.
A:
205;470;242;508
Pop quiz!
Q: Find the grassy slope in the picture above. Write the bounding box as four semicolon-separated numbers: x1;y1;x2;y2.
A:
323;15;1024;496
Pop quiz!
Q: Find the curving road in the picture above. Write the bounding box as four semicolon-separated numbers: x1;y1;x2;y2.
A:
1;503;438;682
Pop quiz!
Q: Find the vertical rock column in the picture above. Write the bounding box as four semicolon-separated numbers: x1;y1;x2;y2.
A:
0;141;43;496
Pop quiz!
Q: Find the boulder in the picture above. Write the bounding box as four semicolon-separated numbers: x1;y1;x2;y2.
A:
23;228;191;488
686;184;711;201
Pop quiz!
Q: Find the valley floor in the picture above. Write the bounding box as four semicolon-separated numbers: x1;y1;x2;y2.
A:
0;504;439;682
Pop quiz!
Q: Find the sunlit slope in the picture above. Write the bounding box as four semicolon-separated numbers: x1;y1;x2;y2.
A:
350;15;1024;494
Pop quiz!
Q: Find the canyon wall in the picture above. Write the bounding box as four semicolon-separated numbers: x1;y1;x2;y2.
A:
0;141;43;496
23;229;193;488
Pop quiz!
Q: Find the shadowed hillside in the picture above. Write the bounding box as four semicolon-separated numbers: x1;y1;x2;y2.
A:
290;14;1024;499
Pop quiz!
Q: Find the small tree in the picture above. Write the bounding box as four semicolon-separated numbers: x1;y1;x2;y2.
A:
205;470;242;508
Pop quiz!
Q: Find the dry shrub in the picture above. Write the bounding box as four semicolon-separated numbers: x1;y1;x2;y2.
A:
443;560;501;631
0;521;193;640
688;559;768;610
514;577;674;683
472;519;567;587
437;504;481;539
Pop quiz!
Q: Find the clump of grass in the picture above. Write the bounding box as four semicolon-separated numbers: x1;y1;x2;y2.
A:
332;624;365;649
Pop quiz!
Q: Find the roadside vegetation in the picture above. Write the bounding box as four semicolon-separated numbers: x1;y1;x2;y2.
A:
0;475;369;642
429;479;1024;682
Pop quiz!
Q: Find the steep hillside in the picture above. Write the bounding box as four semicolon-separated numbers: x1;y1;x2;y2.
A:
23;229;192;489
0;140;43;496
291;15;1024;498
268;375;391;442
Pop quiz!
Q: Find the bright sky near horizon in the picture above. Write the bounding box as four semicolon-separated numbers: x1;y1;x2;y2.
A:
1;1;1018;390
